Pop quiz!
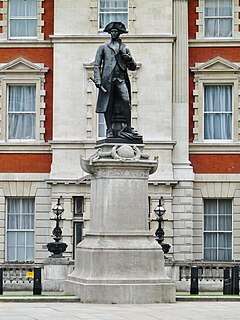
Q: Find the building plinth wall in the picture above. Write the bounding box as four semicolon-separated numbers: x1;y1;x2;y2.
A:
65;144;176;303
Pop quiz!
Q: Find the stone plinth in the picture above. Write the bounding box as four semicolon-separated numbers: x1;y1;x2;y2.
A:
43;257;73;292
65;144;176;303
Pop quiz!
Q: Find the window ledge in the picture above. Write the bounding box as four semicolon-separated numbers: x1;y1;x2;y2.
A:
0;40;52;48
0;142;51;153
190;142;240;154
189;39;240;47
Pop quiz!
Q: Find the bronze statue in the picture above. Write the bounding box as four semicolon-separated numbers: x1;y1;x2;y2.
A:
93;22;140;140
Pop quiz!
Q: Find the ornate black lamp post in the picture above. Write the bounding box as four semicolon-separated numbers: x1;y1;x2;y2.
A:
154;197;171;254
47;197;68;258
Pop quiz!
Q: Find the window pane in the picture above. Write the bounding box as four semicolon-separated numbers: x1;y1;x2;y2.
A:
219;216;232;230
204;233;217;247
219;232;232;247
74;197;84;215
205;19;218;37
98;113;106;137
10;0;37;37
204;199;232;261
26;246;34;261
219;18;232;37
8;86;36;140
75;223;83;245
204;248;217;260
219;200;232;214
204;199;217;214
10;0;37;16
204;86;232;112
7;214;20;229
10;20;37;37
204;233;217;260
9;86;36;112
7;199;35;262
26;231;34;243
21;214;34;229
204;0;233;38
99;0;128;29
204;86;232;140
204;215;217;230
218;233;232;260
7;231;16;246
218;249;231;260
219;0;232;16
205;0;218;16
204;114;232;139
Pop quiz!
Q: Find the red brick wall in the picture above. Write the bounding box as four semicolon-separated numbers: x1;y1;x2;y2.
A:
189;47;240;67
190;154;240;174
188;0;198;39
0;48;53;141
42;0;54;40
0;154;52;173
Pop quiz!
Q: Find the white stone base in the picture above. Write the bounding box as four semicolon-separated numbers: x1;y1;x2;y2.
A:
65;279;175;304
65;144;176;303
65;235;176;303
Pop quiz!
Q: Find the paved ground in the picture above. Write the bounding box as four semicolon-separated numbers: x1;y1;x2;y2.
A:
0;301;240;320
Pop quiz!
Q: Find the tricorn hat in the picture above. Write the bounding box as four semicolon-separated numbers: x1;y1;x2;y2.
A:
103;21;128;34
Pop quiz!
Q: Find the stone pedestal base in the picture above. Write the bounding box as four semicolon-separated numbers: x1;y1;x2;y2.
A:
65;236;175;303
43;258;73;292
65;144;176;303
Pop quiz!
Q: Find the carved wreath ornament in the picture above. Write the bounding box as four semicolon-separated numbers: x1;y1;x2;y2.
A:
92;145;150;161
80;145;158;174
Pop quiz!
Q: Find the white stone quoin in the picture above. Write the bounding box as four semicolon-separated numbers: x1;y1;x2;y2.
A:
65;144;176;303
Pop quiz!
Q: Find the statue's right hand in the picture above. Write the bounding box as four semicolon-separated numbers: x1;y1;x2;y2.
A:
95;82;102;89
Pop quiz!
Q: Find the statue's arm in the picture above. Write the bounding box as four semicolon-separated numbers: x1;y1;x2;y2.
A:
93;45;104;87
120;45;137;71
127;56;137;71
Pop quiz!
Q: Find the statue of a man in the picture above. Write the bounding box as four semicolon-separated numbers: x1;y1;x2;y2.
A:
93;22;138;139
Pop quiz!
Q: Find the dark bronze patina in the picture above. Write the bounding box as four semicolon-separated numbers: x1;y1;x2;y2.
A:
94;22;142;141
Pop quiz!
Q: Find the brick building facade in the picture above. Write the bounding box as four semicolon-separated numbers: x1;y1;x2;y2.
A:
0;0;238;289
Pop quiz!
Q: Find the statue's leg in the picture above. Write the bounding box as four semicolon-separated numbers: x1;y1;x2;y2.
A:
116;81;131;131
104;83;115;138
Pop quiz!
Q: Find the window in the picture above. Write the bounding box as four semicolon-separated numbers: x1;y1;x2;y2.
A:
190;57;240;145
73;222;83;259
0;57;49;142
9;0;38;39
98;113;107;137
99;0;128;31
204;85;232;140
7;198;35;262
8;85;36;140
204;199;232;261
74;197;84;216
204;0;233;38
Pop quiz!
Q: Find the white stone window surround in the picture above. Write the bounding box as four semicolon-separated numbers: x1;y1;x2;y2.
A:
0;57;49;142
0;0;45;40
192;178;240;261
90;0;136;34
191;56;240;144
196;0;240;40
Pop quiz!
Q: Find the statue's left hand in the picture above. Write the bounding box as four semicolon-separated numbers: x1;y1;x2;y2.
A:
121;53;132;62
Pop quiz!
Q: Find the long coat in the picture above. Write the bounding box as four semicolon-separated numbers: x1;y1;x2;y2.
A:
94;39;136;113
